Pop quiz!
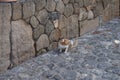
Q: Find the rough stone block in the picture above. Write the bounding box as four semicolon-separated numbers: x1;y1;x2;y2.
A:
11;20;35;65
80;17;99;36
0;4;11;72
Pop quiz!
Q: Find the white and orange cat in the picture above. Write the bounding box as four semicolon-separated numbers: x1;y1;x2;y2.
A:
58;38;78;53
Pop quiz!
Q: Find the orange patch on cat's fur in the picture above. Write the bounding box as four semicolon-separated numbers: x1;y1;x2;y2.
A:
59;39;70;45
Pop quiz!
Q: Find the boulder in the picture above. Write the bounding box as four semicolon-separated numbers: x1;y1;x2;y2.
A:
83;0;92;6
23;1;35;19
73;3;80;14
48;42;58;51
46;0;56;11
11;20;35;65
58;15;67;29
33;24;44;41
56;0;65;13
66;15;79;38
36;34;49;51
49;29;61;42
34;0;46;11
45;20;54;35
78;8;87;21
64;4;74;17
93;0;104;16
0;4;11;72
75;0;84;7
62;0;69;4
80;17;99;35
69;0;74;3
60;28;67;39
30;16;39;28
36;9;48;25
12;3;22;20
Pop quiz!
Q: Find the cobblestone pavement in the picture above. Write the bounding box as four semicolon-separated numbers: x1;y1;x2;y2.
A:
0;18;120;80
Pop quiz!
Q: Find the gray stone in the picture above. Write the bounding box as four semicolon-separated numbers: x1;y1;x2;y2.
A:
73;3;80;14
30;16;39;28
34;0;46;11
0;4;11;72
36;34;49;51
18;73;31;79
11;20;35;65
48;42;58;51
80;17;99;36
75;0;84;7
60;28;67;39
56;0;65;13
37;49;47;55
83;0;93;6
12;3;22;20
93;0;104;16
66;15;79;38
87;10;94;20
61;70;77;80
78;8;87;21
97;62;112;69
97;57;108;62
46;0;56;11
58;15;67;29
33;24;44;40
62;0;69;4
36;9;48;25
64;4;74;17
45;20;54;35
49;29;61;42
106;66;120;75
23;1;35;19
69;0;74;3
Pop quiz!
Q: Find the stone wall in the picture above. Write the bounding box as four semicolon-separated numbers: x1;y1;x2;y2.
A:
0;0;119;72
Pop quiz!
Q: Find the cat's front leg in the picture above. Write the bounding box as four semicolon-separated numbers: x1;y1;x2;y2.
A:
65;46;68;53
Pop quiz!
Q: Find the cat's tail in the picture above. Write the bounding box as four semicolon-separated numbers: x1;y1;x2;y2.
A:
70;39;78;48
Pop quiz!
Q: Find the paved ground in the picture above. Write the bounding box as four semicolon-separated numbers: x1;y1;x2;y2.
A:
0;18;120;80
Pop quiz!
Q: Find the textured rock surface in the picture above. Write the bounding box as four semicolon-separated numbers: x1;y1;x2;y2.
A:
58;15;67;29
36;34;49;51
45;20;54;35
49;29;61;42
1;18;120;80
0;0;119;73
73;3;80;14
62;0;69;4
48;42;58;51
0;4;11;72
11;20;35;65
30;16;39;28
78;8;87;21
46;0;56;11
56;0;65;13
66;15;79;38
23;1;35;19
12;3;22;20
33;24;44;40
36;9;48;25
34;0;46;11
64;4;74;17
80;17;99;35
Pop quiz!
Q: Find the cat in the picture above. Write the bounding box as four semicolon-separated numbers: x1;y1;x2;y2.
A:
58;38;78;53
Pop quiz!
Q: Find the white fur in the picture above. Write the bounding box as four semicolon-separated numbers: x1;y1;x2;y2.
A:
58;40;73;53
